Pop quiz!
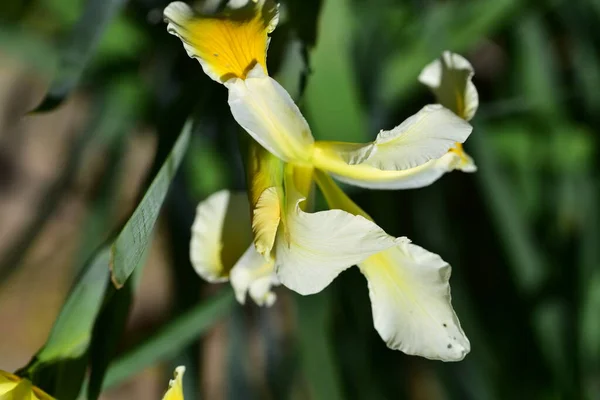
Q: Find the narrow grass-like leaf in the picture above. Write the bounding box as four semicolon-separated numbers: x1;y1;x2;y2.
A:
516;14;561;118
304;0;368;143
102;289;235;389
472;124;547;294
87;265;142;400
35;249;110;362
33;0;127;111
109;122;191;288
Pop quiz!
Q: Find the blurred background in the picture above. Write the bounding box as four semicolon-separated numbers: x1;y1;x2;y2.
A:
0;0;599;399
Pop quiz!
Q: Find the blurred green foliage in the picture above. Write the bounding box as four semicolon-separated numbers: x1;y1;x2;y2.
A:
0;0;599;399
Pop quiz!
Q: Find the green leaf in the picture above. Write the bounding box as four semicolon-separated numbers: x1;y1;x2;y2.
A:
295;292;344;400
33;0;127;111
36;249;110;362
102;289;235;389
87;266;143;400
109;121;191;288
516;14;561;119
304;0;368;143
472;124;548;294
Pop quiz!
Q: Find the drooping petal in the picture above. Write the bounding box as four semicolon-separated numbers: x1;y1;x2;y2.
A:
247;141;283;259
275;167;397;295
358;240;470;361
227;65;315;163
314;170;469;361
312;142;468;190
312;104;472;183
230;245;279;306
164;0;279;83
190;190;253;282
419;51;479;121
162;366;185;400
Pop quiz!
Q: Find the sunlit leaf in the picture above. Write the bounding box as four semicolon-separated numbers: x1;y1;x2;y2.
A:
110;121;191;288
36;249;110;362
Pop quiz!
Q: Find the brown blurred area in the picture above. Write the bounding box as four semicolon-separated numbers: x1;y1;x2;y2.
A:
0;52;177;399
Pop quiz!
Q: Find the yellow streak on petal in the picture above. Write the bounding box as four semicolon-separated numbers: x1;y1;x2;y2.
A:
187;17;268;80
247;141;283;258
253;187;280;258
166;1;278;82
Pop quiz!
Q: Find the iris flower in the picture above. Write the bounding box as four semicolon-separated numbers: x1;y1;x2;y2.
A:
162;366;185;400
165;0;478;361
0;370;54;400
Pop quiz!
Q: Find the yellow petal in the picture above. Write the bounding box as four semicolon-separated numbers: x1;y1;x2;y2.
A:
0;371;55;400
164;0;279;83
162;366;185;400
247;141;283;259
0;370;20;396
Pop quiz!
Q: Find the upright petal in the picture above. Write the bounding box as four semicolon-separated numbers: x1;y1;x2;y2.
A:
162;366;185;400
230;245;279;306
227;66;315;162
164;0;279;83
419;51;479;121
275;167;397;295
359;241;470;361
190;190;253;282
247;141;283;258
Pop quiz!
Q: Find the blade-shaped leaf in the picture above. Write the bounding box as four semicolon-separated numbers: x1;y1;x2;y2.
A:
87;264;143;400
36;249;110;362
110;121;191;288
304;0;368;143
33;0;127;111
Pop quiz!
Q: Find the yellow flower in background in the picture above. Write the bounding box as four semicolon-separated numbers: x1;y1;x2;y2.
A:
0;370;54;400
162;366;185;400
166;0;474;360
